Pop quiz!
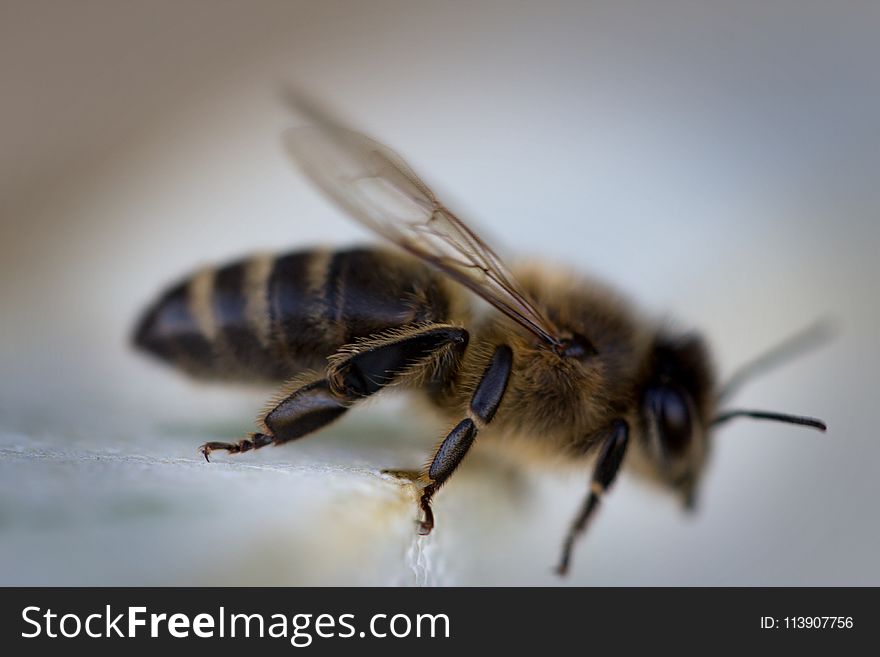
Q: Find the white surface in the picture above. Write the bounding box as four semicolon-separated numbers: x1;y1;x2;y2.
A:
1;1;878;585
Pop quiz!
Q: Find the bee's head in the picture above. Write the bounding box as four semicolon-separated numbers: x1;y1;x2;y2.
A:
638;324;829;509
639;334;714;508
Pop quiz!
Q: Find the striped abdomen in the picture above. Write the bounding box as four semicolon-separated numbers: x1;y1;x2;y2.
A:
133;247;455;382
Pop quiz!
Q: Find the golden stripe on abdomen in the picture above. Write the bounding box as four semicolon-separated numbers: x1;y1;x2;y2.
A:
211;259;284;378
133;277;215;375
267;251;335;372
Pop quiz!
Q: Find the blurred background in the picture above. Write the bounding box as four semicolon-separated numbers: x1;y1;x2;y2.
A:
1;0;877;585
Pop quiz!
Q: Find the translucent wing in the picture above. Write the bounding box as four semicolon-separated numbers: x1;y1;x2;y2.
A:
283;95;562;347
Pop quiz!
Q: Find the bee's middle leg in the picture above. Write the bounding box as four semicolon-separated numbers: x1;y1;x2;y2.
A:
417;344;513;534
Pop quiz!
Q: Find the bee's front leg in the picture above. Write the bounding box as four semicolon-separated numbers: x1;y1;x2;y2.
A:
418;344;513;534
555;419;629;576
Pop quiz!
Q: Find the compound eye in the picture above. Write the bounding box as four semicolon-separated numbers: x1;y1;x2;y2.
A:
646;386;692;456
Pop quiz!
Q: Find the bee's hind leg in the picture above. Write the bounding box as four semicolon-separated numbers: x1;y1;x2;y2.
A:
200;323;469;462
200;434;273;461
199;378;349;461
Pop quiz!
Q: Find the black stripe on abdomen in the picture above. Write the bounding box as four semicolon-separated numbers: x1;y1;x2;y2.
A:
133;279;214;372
212;260;279;377
268;251;331;368
324;249;347;326
329;248;419;342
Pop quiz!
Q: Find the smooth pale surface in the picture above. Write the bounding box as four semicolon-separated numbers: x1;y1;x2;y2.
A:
1;1;878;585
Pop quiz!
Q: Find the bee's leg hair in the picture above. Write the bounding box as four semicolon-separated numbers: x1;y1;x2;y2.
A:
555;419;629;576
418;344;513;534
381;468;422;481
326;323;468;399
200;323;468;461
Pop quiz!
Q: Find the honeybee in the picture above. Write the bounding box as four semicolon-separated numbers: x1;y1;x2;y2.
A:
133;95;826;575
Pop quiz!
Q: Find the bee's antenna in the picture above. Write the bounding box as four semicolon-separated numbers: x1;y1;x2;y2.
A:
718;319;836;402
712;409;826;432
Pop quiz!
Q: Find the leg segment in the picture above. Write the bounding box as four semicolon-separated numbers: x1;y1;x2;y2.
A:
200;378;347;461
200;323;468;460
418;344;513;534
327;324;468;398
555;419;630;575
